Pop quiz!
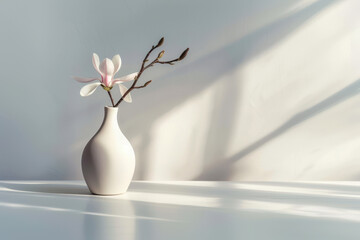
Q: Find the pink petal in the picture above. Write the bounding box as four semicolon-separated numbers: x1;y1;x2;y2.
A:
112;79;124;84
73;76;100;83
100;58;115;87
114;72;138;82
92;53;102;76
100;58;114;76
80;82;101;97
112;54;122;74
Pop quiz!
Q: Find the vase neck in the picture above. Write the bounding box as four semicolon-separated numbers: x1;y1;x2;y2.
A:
101;106;119;129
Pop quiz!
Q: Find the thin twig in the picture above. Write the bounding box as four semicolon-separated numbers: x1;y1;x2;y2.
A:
157;48;189;65
107;91;115;107
157;59;178;65
133;80;152;89
113;38;188;107
114;41;162;107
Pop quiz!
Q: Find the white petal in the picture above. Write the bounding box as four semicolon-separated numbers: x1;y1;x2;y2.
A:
114;72;138;82
73;76;99;83
92;53;102;75
80;82;101;97
112;79;124;84
100;58;115;76
118;84;132;103
112;54;122;74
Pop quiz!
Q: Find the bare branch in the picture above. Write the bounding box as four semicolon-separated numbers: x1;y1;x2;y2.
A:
113;38;189;107
107;90;115;107
157;48;190;65
133;80;152;89
114;38;164;107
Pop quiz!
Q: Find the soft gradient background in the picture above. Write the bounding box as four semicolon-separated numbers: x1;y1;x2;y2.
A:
0;0;359;180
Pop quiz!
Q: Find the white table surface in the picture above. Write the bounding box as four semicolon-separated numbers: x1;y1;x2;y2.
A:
0;181;360;240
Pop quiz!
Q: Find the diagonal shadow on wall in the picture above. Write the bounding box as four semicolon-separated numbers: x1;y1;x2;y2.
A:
131;0;339;121
194;78;360;180
128;0;339;180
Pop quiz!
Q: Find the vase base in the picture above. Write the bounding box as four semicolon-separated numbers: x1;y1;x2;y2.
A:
90;191;127;196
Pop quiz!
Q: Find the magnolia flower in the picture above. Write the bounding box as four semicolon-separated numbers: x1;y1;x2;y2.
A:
73;53;137;102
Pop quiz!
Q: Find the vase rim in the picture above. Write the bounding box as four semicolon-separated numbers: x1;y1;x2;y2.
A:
105;106;118;109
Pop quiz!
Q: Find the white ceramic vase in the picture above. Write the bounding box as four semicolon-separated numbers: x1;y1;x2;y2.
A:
82;106;135;195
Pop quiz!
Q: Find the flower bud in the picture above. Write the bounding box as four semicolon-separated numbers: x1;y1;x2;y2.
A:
157;37;164;47
158;50;165;59
144;80;152;86
179;48;189;60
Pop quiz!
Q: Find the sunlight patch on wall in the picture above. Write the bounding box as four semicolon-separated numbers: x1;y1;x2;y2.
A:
145;79;219;180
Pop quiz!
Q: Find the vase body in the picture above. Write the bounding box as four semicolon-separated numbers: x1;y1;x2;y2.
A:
82;107;135;195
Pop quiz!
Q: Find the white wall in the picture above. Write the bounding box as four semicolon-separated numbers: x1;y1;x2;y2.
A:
0;0;359;180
